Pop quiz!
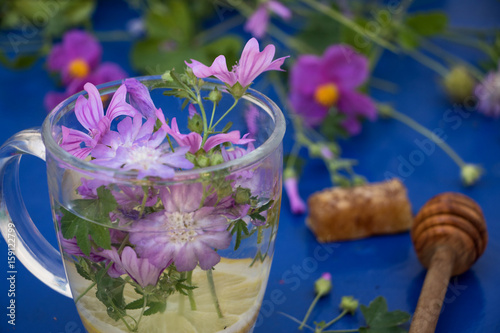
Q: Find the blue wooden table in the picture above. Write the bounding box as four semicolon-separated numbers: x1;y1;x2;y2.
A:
1;1;499;332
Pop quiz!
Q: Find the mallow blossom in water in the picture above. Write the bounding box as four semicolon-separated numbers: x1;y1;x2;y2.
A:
56;38;287;332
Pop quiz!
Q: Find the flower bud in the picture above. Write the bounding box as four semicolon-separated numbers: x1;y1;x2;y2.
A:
162;70;173;82
210;152;224;166
188;114;203;134
444;66;475;102
461;164;482;186
314;272;332;297
340;296;359;315
228;82;246;99
377;104;394;118
218;183;233;198
234;186;251;204
197;154;210;168
208;87;223;105
308;144;322;158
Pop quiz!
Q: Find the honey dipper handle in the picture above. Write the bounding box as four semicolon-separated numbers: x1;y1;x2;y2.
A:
410;246;455;333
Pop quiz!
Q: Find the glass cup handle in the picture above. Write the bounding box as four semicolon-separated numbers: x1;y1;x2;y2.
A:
0;128;71;298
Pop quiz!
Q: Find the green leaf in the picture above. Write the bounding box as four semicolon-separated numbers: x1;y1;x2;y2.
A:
145;0;193;42
397;28;420;50
125;297;146;310
143;301;167;316
360;296;410;332
0;51;38;70
95;272;127;322
230;219;250;251
75;258;94;281
405;11;448;37
73;186;117;224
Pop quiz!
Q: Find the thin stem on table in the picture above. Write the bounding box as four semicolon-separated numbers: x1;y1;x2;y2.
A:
386;108;466;168
299;293;321;330
277;312;315;331
322;309;348;330
206;269;224;318
300;0;399;53
322;329;359;333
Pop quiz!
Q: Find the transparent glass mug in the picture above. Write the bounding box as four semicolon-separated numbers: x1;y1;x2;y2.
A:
0;77;285;333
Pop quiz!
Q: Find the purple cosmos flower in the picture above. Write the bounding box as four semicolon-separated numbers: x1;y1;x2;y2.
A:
60;82;137;159
156;110;254;153
475;66;500;118
245;1;291;39
290;45;376;135
45;63;128;112
124;78;157;118
284;177;306;214
129;184;232;272
47;30;101;85
91;115;194;179
186;38;289;88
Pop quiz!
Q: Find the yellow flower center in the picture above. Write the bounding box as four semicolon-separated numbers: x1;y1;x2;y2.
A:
314;83;340;107
68;58;90;78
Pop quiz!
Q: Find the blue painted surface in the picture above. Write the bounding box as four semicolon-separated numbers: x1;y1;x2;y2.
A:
0;1;499;332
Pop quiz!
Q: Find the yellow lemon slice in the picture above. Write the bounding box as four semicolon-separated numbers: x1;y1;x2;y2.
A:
69;258;269;333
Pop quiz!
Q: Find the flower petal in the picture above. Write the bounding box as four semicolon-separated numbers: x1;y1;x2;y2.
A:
337;89;377;120
203;131;254;152
106;84;138;120
321;45;369;89
124;78;157;118
186;56;237;86
244;6;270;39
268;1;292;20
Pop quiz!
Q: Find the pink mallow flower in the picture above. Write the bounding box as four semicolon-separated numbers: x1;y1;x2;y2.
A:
156;109;254;154
245;1;292;39
290;45;376;135
284;176;306;214
186;38;289;89
475;65;500;118
129;184;232;272
60;82;137;159
91;115;194;179
124;78;157;119
47;30;101;85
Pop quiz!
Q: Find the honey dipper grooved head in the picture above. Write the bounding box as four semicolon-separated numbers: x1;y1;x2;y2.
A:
411;192;488;276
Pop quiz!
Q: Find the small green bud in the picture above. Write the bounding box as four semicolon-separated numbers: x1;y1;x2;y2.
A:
208;87;223;105
217;183;233;198
197;155;210;168
234;186;251;204
162;70;173;82
339;296;359;315
444;66;475;102
185;152;196;164
188;114;203;134
461;164;482;186
314;273;332;297
228;82;246;99
308;144;322;158
377;104;395;118
284;168;296;180
210;152;224;166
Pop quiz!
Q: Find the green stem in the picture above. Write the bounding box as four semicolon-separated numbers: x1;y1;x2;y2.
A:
405;50;449;77
299;293;321;330
196;92;210;148
322;329;359;333
285;141;302;172
386;108;466;168
74;281;97;304
134;294;148;331
322;310;348;331
206;270;223;318
267;24;317;54
278;312;315;331
139;187;149;218
211;98;239;130
187;271;197;311
195;15;245;44
439;32;498;62
209;101;217;130
300;0;399;52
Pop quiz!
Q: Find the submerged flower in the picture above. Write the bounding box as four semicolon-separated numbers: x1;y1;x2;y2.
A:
130;184;232;271
284;175;306;214
47;30;101;84
475;66;500;118
92;115;194;179
124;78;157;118
156;110;254;154
186;38;289;89
290;45;376;135
244;1;292;39
60;82;137;159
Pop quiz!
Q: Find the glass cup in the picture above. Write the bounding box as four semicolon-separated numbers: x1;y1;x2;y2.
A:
0;76;285;333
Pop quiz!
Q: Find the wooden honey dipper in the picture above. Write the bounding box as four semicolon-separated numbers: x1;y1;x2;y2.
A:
409;192;487;333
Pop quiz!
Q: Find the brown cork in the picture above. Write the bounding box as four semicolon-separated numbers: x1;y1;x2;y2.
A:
306;179;413;242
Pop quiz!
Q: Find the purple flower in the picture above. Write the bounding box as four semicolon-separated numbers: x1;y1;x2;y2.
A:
284;177;306;214
45;63;128;112
475;66;500;118
244;1;291;39
47;30;101;85
156;110;254;153
186;38;289;88
100;247;168;287
290;45;376;135
129;184;232;272
91;115;194;179
124;78;157;118
60;82;137;159
244;105;259;137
